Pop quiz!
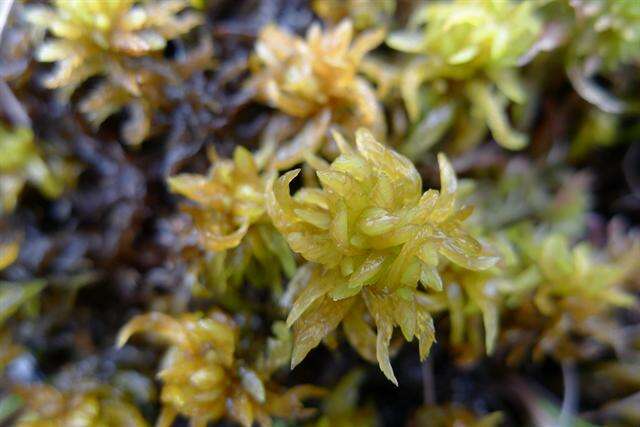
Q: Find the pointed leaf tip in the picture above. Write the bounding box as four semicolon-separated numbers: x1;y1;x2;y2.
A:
437;153;457;195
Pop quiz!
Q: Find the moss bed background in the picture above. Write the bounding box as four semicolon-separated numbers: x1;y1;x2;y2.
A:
1;1;640;426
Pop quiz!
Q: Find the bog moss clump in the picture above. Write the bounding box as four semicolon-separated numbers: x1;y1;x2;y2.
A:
1;1;640;426
267;129;496;384
387;0;541;155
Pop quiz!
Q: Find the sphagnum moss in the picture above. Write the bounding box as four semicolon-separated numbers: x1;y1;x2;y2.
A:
267;128;497;384
568;0;640;74
387;0;542;155
0;125;76;214
564;0;640;113
311;0;396;31
4;0;640;425
499;231;636;364
249;20;386;169
25;0;202;145
118;310;324;427
15;383;148;427
168;146;295;296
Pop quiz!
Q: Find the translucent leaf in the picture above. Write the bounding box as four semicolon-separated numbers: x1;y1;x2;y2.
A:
330;200;350;251
201;221;249;252
239;367;266;404
347;253;387;288
363;290;398;385
111;31;167;55
466;82;527;150
286;270;334;327
449;45;479;64
446;282;465;345
567;63;627;114
342;302;377;363
386;30;424;53
227;390;254;427
357;207;400;236
465;279;500;354
256;226;297;278
440;231;498;271
420;265;443;291
272;110;331;170
291;297;355;368
329;279;362;300
489;69;526;104
390;291;416;341
271;169;301;219
437;153;457;195
117;312;190;350
0;280;46;328
122;101;151;146
264;384;325;419
262;321;293;372
185;365;226;389
0;240;20;271
402;102;455;160
415;301;436;360
36;40;74;62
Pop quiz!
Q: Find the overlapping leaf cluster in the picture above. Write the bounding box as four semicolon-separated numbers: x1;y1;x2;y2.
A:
249;20;385;169
15;382;148;427
118;310;323;427
168;146;295;297
386;0;541;155
25;0;203;145
267;129;496;384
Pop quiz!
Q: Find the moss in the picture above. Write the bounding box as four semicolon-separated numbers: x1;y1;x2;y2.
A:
3;0;640;425
268;129;496;384
25;0;203;145
387;0;542;154
118;310;324;427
